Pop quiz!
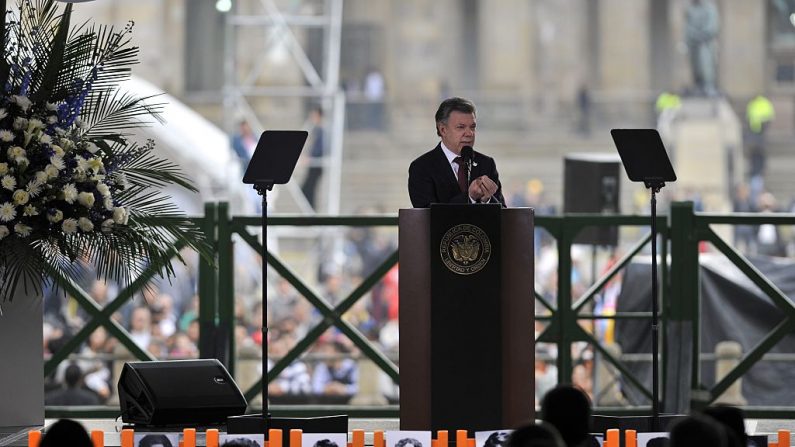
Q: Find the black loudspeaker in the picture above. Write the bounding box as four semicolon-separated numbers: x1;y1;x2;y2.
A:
564;154;621;246
118;359;247;426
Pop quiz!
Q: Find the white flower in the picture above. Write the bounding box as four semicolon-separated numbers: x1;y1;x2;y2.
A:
113;172;130;190
22;204;38;216
47;209;63;223
45;164;59;179
52;145;64;157
27;119;44;131
0;130;13;142
62;218;78;234
47;116;57;125
76;158;89;172
14;223;31;237
12;95;32;112
0;225;8;239
96;183;110;197
103;196;113;211
38;134;52;145
78;192;95;208
85;142;99;154
13;117;27;130
0;109;6;120
23;130;34;148
12;189;29;205
62;184;78;203
87;157;103;172
49;156;65;170
7;146;26;162
78;217;94;232
13;222;31;236
1;175;16;191
101;219;114;233
113;206;128;225
46;102;58;111
35;171;48;184
26;180;43;197
0;202;16;222
0;163;8;175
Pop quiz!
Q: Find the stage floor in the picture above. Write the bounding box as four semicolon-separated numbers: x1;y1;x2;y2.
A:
3;418;795;446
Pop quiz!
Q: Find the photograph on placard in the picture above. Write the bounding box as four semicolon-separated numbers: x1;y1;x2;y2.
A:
637;432;668;447
301;432;348;447
218;434;266;447
134;433;180;447
475;430;513;447
385;431;432;447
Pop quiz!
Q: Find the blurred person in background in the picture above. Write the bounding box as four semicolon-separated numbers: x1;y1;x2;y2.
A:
267;334;312;398
756;192;786;257
129;306;152;350
231;120;257;167
301;106;326;210
45;363;101;406
312;339;359;403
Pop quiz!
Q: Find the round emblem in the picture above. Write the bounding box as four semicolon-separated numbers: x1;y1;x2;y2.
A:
440;224;492;275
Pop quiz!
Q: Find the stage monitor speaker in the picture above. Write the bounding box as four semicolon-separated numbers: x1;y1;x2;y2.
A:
118;359;247;426
564;154;621;246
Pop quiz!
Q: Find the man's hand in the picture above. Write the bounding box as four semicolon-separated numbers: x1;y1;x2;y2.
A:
468;175;498;202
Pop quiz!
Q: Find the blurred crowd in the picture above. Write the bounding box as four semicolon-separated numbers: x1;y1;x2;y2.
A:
41;216;400;407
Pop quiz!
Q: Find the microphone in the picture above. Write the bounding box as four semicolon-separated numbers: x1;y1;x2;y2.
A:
461;146;474;186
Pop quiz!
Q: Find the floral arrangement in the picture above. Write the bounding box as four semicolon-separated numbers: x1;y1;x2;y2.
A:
0;0;208;302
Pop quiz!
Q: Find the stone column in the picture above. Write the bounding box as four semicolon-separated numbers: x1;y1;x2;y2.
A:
598;0;651;94
478;0;534;94
718;0;766;98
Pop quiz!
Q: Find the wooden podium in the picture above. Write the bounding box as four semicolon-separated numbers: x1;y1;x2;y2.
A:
398;205;535;432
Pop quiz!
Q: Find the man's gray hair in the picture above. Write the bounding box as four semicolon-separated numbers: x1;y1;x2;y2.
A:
435;97;476;136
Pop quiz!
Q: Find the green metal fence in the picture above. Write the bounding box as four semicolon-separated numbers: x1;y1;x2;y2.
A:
44;201;795;419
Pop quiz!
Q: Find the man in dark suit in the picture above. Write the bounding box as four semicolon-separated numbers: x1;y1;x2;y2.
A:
408;97;505;208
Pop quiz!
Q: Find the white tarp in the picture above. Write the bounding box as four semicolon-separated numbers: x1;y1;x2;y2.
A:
119;76;255;215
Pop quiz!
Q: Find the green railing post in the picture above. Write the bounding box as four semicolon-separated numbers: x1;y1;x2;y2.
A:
667;201;699;413
557;220;575;383
198;202;219;359
217;201;236;373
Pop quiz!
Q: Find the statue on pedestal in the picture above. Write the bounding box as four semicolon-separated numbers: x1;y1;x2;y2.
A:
685;0;720;96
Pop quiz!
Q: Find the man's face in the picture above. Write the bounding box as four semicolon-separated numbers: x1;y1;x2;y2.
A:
439;111;476;154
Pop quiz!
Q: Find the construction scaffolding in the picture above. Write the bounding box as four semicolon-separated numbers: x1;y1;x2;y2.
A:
223;0;345;215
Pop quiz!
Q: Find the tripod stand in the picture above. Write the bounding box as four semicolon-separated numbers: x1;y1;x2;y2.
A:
595;129;677;433
228;130;347;438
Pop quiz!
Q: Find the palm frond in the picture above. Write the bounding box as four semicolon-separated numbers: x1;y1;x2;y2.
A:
82;90;165;138
29;2;70;103
113;141;198;192
0;1;10;88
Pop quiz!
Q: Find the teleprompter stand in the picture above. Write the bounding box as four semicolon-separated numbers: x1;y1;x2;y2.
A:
228;130;348;438
591;129;679;434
